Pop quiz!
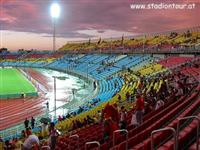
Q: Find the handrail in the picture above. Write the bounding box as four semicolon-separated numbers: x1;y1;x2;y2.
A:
85;141;100;150
151;127;177;150
113;129;128;150
69;134;80;150
177;116;199;150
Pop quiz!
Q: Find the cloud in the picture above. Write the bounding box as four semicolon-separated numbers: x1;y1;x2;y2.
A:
0;0;199;50
1;0;200;33
42;31;95;39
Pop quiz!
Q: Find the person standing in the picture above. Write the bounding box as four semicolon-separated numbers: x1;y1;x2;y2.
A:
31;117;35;129
119;106;127;129
24;118;29;129
93;81;96;90
49;122;58;150
135;94;144;125
46;101;49;110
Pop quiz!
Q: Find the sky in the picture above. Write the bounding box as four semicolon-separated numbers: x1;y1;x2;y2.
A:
0;0;200;51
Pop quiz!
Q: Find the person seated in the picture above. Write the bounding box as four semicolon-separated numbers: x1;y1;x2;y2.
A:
58;116;62;122
25;127;32;138
155;99;165;110
22;134;40;150
15;138;23;150
4;140;12;150
86;115;94;124
83;118;88;126
21;130;26;139
72;120;77;130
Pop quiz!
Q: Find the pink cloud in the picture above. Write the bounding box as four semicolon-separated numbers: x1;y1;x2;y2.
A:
1;0;200;35
0;0;200;50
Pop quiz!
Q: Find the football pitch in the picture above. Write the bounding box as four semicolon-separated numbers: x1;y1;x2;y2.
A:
0;68;37;98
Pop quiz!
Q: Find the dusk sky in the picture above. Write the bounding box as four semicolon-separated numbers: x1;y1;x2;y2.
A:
0;0;200;51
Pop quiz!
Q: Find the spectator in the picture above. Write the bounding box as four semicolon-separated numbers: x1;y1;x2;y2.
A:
58;116;62;122
126;91;130;101
4;140;12;150
62;115;66;121
131;111;138;127
130;93;135;102
119;106;127;129
46;101;49;110
112;103;120;123
10;138;17;149
155;99;165;110
49;122;58;150
86;115;94;124
21;130;26;139
135;94;144;125
24;118;29;129
72;120;77;130
117;94;122;103
93;81;96;90
41;123;49;138
103;118;118;141
22;134;40;150
15;138;23;150
31;117;35;129
92;115;99;124
26;127;32;137
0;137;3;150
83;118;88;126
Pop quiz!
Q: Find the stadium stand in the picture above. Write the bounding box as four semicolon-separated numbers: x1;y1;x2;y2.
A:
0;28;199;150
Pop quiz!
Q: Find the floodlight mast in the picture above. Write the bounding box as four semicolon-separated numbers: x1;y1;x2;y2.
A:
50;2;60;119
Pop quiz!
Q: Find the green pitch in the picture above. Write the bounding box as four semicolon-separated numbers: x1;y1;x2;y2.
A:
0;68;37;98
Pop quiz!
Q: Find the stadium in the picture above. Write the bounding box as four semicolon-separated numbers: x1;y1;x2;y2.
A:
0;0;200;150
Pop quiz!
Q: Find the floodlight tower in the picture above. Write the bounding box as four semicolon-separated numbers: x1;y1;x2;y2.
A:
50;2;60;119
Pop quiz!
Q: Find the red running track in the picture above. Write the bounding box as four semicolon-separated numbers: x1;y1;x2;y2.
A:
0;68;51;130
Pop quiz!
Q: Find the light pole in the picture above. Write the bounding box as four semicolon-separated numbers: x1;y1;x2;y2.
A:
143;34;145;54
110;37;112;55
87;63;89;83
50;2;60;52
52;76;68;119
52;76;57;119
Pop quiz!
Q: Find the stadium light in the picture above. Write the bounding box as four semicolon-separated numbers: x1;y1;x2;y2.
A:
50;3;60;18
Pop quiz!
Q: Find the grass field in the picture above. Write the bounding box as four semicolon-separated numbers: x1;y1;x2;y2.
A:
0;68;37;98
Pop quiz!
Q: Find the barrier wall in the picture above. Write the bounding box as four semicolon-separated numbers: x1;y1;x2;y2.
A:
0;92;38;99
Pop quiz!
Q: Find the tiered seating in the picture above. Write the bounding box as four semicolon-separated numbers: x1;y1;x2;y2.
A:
189;138;200;150
138;63;166;76
59;29;200;52
47;54;82;70
128;90;199;150
109;58;200;150
96;77;123;101
0;49;199;150
54;56;199;150
158;109;200;150
2;54;20;59
0;53;63;68
159;56;193;68
92;55;149;80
